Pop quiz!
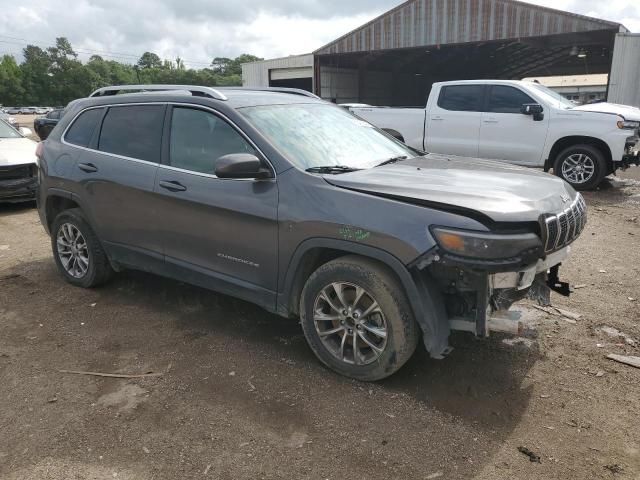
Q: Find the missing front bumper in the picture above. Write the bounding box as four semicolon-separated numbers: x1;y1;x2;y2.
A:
449;248;571;338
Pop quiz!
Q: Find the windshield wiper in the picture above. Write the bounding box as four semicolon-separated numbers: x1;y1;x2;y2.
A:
305;165;360;174
375;156;408;167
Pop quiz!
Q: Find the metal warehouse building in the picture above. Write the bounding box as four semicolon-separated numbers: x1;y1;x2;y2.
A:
242;54;314;92
243;0;639;107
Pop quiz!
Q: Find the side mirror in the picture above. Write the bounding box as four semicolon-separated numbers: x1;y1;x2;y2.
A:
521;103;544;121
215;153;271;179
18;127;33;136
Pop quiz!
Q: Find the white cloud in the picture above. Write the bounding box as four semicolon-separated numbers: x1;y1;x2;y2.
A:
0;0;637;66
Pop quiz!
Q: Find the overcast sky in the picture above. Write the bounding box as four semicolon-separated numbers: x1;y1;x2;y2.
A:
0;0;638;67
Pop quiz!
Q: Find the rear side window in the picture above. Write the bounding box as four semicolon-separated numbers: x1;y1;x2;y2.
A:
487;86;535;114
65;108;103;147
438;85;484;112
98;105;165;162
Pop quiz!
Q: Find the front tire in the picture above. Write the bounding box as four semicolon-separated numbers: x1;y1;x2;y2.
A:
300;256;420;381
51;208;113;288
553;144;607;190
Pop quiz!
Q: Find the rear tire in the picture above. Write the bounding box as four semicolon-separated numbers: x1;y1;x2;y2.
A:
51;208;113;288
553;144;607;190
300;256;420;381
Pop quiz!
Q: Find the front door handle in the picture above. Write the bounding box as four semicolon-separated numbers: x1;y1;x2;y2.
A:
159;180;187;192
431;116;444;121
78;163;98;173
483;119;499;124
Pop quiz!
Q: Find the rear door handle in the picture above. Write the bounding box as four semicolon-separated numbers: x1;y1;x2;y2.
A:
159;180;187;192
78;162;98;173
431;116;444;121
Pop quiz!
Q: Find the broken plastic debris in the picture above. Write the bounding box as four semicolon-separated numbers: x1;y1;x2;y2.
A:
518;446;541;463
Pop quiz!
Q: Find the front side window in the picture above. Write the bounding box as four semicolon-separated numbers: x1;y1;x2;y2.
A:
438;85;484;112
169;107;257;175
487;86;535;114
241;103;418;171
98;105;165;162
65;108;103;147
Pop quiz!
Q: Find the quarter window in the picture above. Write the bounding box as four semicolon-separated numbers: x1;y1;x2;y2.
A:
438;85;484;112
98;105;165;162
169;107;257;175
487;86;535;114
65;108;103;147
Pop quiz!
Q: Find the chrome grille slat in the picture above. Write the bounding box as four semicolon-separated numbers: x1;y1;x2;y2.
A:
543;194;587;253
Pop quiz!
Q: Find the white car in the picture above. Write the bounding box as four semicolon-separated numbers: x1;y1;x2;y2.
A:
0;120;38;202
349;80;640;190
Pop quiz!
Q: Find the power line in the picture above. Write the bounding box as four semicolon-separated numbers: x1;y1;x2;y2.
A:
0;34;214;67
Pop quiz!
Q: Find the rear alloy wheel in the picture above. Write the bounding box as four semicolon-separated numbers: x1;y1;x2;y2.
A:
554;144;607;190
300;256;420;381
51;208;113;288
56;223;90;279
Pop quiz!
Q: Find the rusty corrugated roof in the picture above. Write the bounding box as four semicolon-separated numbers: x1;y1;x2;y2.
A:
314;0;622;55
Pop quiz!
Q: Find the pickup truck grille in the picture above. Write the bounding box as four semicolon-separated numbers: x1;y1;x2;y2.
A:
543;194;587;253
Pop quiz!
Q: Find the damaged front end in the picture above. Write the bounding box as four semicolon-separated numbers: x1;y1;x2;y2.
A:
411;194;587;359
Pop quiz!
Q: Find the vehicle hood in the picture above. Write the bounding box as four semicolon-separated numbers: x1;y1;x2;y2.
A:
571;102;640;121
324;154;577;223
0;137;37;166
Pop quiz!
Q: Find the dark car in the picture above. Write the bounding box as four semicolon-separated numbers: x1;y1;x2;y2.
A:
34;108;64;140
36;85;586;381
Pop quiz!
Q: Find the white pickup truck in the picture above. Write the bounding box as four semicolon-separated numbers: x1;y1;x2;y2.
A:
349;80;640;190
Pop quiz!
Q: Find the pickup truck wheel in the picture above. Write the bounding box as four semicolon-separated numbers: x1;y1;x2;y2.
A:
554;144;606;190
300;256;420;381
51;208;113;288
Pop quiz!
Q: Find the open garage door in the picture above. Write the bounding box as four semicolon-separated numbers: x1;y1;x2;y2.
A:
269;67;313;92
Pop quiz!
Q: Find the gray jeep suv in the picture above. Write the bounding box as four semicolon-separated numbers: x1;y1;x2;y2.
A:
36;85;586;381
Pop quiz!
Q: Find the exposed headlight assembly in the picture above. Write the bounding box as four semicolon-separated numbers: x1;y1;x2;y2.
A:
617;120;640;130
431;227;542;260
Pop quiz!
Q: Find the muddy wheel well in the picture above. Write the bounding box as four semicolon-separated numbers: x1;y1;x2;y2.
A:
546;136;613;173
46;195;80;230
285;248;400;318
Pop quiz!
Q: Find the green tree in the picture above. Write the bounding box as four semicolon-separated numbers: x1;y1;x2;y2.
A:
0;55;25;105
5;39;258;106
211;57;232;74
137;52;162;69
20;45;52;104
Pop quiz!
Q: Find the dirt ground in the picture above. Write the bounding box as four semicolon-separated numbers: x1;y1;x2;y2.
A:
1;164;639;479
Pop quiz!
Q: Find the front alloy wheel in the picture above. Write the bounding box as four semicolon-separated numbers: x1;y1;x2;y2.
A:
554;144;607;191
300;256;420;381
313;282;388;366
